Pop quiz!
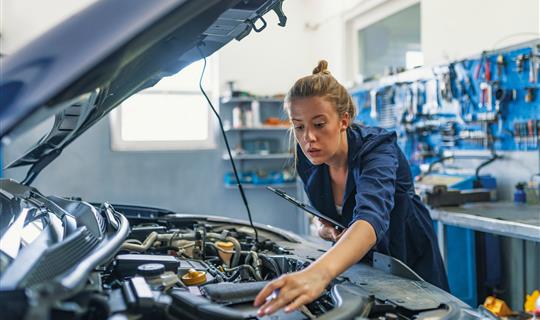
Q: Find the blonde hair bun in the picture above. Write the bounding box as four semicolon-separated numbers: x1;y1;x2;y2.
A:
285;59;357;122
312;60;331;75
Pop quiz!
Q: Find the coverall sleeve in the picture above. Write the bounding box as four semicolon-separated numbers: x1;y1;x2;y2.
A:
349;140;398;244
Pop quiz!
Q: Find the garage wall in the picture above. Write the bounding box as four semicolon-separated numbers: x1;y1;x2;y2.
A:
421;0;540;66
416;0;540;309
305;0;540;200
301;0;540;309
0;0;318;233
219;1;320;95
302;0;540;81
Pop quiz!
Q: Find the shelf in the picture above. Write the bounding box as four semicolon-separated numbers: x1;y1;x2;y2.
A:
220;96;283;104
224;125;289;132
224;182;296;189
222;153;293;160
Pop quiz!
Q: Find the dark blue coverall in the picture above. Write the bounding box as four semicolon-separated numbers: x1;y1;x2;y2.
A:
296;123;449;291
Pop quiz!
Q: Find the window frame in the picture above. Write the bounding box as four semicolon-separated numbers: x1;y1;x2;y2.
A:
344;0;420;82
109;56;219;151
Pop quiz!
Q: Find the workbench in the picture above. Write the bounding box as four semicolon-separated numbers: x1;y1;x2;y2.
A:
431;202;540;243
429;202;540;308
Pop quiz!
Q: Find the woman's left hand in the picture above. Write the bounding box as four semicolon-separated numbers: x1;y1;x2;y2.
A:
253;267;331;316
318;218;347;242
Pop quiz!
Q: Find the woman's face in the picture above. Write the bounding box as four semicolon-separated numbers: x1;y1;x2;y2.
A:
289;96;349;165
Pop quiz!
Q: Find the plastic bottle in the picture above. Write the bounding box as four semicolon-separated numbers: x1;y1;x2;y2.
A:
232;105;243;128
528;175;540;204
514;182;527;204
250;100;261;127
244;109;253;128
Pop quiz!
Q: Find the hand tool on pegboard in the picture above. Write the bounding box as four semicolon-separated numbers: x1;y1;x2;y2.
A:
351;39;540;153
529;44;539;83
476;52;493;111
515;54;527;73
496;54;506;80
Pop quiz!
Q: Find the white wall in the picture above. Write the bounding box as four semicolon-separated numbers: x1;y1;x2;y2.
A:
303;0;540;82
421;0;540;65
218;0;319;96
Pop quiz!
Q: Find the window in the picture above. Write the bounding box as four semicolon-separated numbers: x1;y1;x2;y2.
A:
110;58;217;151
347;2;421;82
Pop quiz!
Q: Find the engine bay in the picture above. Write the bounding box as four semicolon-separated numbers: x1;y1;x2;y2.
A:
60;214;476;320
98;220;335;320
0;181;479;320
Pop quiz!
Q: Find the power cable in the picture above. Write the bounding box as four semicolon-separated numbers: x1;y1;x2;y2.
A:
196;45;260;245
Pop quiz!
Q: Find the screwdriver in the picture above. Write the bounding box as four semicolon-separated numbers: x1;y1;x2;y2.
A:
514;123;520;148
534;120;540;148
485;56;491;81
524;122;530;149
530;46;538;83
528;120;534;149
496;54;505;80
519;122;527;150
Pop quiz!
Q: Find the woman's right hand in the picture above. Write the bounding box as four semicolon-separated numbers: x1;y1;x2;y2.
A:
317;218;345;242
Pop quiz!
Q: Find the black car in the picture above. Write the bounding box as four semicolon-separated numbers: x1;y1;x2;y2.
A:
0;1;485;319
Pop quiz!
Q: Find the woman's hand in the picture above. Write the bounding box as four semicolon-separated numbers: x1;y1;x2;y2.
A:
253;266;332;316
254;221;377;316
317;218;346;242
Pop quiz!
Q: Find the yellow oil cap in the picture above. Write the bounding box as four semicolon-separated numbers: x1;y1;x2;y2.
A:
216;241;234;251
181;268;207;286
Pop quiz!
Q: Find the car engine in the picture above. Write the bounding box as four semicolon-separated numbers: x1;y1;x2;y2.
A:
98;219;335;320
0;179;481;320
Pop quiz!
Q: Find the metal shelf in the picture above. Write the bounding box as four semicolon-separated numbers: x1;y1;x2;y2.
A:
222;153;293;160
220;96;293;190
224;182;296;189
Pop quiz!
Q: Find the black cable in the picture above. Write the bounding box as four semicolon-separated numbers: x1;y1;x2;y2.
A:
418;151;502;183
417;155;454;182
475;152;501;180
196;45;260;245
474;125;501;180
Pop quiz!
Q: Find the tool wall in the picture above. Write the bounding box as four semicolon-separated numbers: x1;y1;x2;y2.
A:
351;40;540;307
351;40;540;175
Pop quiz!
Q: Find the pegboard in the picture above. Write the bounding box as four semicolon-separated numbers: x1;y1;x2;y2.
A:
351;39;540;171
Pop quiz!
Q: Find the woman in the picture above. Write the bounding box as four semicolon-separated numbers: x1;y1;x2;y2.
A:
254;60;449;316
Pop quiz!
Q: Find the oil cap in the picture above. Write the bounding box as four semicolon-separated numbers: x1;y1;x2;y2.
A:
181;268;207;286
137;263;165;277
215;241;234;251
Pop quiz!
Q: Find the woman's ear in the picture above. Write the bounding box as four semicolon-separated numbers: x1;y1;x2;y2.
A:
340;112;350;131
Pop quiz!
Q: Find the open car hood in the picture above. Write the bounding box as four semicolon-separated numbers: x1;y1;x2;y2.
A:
0;0;286;181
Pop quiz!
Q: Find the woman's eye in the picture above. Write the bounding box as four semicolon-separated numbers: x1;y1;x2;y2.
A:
314;122;326;128
294;125;304;130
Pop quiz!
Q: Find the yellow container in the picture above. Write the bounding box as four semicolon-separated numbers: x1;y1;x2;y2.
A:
483;296;512;316
215;241;235;266
181;268;207;286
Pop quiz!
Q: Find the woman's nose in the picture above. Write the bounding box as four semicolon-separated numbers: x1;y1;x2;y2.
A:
304;127;316;142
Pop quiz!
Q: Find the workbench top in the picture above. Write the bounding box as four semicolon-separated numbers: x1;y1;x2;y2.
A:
430;202;540;242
